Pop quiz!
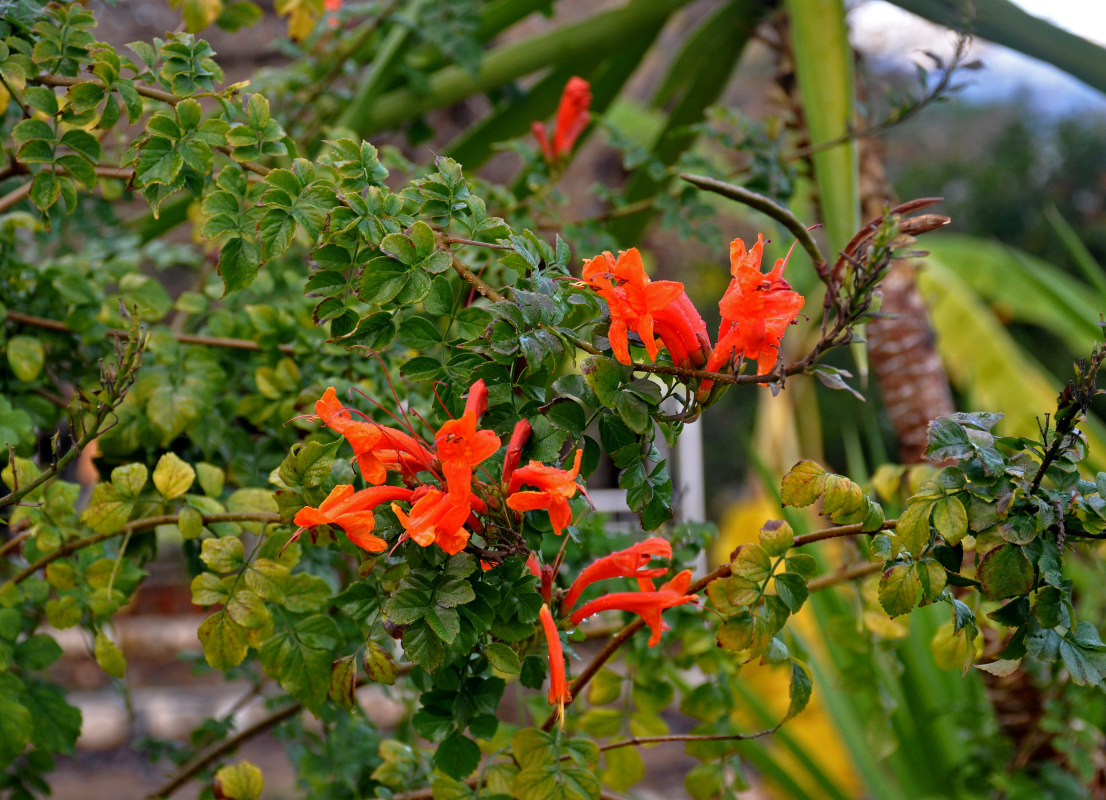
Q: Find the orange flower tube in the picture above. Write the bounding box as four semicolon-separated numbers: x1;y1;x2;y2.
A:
568;570;698;646
562;537;673;610
539;604;570;712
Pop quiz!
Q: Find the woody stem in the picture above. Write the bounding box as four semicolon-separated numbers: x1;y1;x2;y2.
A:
5;513;282;586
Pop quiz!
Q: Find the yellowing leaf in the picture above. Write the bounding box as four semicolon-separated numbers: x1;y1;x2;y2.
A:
214;760;264;800
275;0;324;40
153;452;195;499
94;632;126;678
780;460;827;507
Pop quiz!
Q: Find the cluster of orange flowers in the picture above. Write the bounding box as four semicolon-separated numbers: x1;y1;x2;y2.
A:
292;381;581;556
292;381;697;708
581;235;805;383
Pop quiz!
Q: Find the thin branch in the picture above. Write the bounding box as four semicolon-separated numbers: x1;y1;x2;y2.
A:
788;34;974;162
4;309;295;355
792;517;896;547
5;512;281;586
448;236;512;251
599;728;778;752
0;530;33;559
32;74;271;178
807;560;882;592
680;173;825;270
0;181;32;213
146;702;302;800
149;664;415;799
35;73;178;105
450;253;505;303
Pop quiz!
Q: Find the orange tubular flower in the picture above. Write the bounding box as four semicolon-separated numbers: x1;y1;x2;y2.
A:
435;380;501;498
501;419;533;486
532;76;592;163
506;449;584;536
582;248;710;368
568;570;698;646
391;487;471;555
562;537;673;610
315;387;434;484
704;236;805;380
539;604;571;712
293;484;414;552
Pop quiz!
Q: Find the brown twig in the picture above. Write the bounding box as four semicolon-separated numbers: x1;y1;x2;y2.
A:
806;560;882;592
599;729;778;752
5;512;281;586
0;181;32;213
149;664;415;799
450;253;505;303
680;173;826;270
4;309;296;355
0;530;33;559
449;236;511;251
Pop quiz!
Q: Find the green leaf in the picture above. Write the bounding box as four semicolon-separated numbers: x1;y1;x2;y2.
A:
1059;640;1102;687
14;635;62;670
583;355;625;409
978;544;1034;600
0;689;33;766
434;732;481;779
916;559;948;605
359;256;409;305
6;336;45;382
25;680;81;755
94;632;126;678
218;237;261;294
514;764;601;800
784;658;813;720
425;606;460;645
602;746;644;793
214;760;264;800
774;572;808;613
153;452;195;499
780;460;827;507
397;316;442;350
179;506;205;540
878;563;920;617
401;619;445;672
484;642;521;675
259;614;340;713
198;611;250;670
29;172;60;212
